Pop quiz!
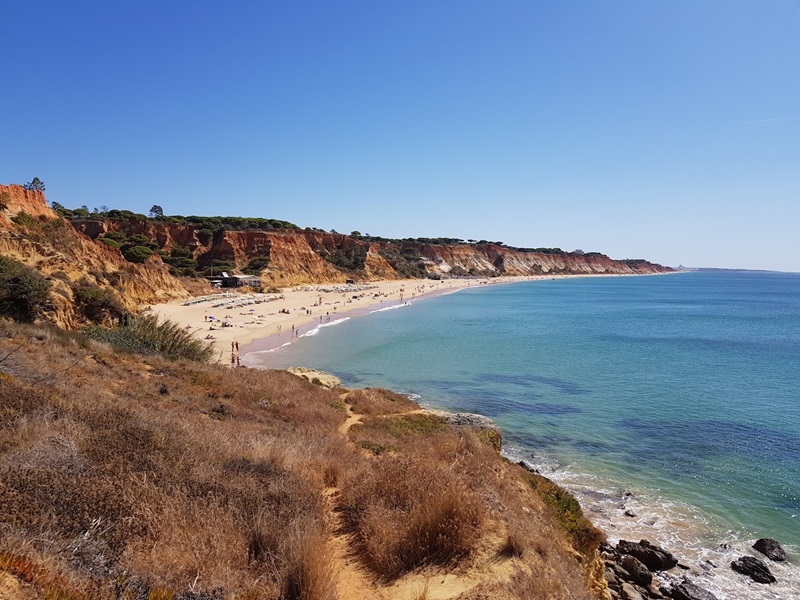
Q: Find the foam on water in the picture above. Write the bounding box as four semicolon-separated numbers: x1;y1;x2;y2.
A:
300;317;351;337
369;303;412;314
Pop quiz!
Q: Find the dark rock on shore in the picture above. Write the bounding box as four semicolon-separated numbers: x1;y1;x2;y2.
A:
618;539;679;571
621;582;647;600
517;459;540;474
602;540;720;600
667;579;719;600
752;538;787;562
621;555;653;587
730;555;776;584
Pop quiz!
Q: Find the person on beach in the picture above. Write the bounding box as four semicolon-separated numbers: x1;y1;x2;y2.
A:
231;353;235;365
235;341;239;351
236;355;240;367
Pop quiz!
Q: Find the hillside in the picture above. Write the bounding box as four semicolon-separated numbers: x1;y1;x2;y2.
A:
0;185;189;329
0;320;605;599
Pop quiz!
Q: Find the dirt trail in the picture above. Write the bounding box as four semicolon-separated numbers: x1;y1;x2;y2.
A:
328;400;517;600
327;397;384;599
337;400;363;435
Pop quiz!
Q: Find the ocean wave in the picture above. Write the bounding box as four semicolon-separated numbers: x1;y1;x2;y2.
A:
300;317;351;337
369;303;412;314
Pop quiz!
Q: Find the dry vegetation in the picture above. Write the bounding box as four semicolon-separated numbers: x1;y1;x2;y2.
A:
0;321;604;600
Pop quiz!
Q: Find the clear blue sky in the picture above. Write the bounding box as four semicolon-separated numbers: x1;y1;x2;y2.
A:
2;1;798;270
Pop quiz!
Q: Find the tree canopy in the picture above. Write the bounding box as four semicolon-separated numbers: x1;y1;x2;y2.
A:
23;177;46;192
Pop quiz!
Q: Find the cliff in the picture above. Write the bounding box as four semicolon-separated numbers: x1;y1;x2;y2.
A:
74;218;671;286
0;185;189;328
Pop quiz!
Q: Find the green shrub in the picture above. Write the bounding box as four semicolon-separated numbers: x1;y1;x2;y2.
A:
197;228;213;245
73;284;125;323
0;255;51;322
525;473;604;553
100;238;122;249
122;245;153;263
242;255;270;275
84;314;214;362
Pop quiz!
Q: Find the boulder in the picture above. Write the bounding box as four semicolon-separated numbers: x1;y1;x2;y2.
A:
620;555;653;587
730;556;776;584
669;579;719;600
752;538;787;562
617;539;679;571
621;582;645;600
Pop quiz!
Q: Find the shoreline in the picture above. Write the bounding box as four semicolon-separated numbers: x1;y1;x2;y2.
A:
148;272;640;364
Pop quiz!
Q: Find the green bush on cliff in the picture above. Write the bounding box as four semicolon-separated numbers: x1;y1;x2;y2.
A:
0;255;52;322
73;284;125;323
242;256;270;275
122;245;154;263
525;473;604;553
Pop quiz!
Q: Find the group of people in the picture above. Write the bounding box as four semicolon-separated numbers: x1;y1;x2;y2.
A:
230;340;241;367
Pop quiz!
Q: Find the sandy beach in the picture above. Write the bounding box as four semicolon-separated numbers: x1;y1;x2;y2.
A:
147;273;644;365
148;277;519;364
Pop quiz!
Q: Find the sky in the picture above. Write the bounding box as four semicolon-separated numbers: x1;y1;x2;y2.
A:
2;1;799;271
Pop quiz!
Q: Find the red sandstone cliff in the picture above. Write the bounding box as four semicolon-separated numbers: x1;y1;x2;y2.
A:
0;185;189;327
74;216;671;283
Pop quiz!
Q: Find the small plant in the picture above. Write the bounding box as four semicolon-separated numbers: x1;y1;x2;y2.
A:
84;314;214;362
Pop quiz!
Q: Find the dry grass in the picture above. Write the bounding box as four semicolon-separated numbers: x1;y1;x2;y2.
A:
0;321;345;598
339;455;485;579
348;413;446;455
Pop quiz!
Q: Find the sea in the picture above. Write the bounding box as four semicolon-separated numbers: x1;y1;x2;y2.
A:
244;271;800;599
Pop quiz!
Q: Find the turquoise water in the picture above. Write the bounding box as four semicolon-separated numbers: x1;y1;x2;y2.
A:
246;272;800;596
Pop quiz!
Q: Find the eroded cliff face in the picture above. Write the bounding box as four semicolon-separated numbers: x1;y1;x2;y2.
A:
415;242;668;276
0;184;58;222
76;215;671;284
0;185;189;328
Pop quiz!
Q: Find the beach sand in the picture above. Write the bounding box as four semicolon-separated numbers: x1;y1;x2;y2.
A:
147;273;637;365
148;277;521;364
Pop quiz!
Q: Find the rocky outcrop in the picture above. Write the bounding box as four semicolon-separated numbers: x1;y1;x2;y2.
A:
668;579;719;600
285;367;341;389
0;184;58;222
599;540;723;600
752;538;787;562
617;540;678;571
730;556;776;584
